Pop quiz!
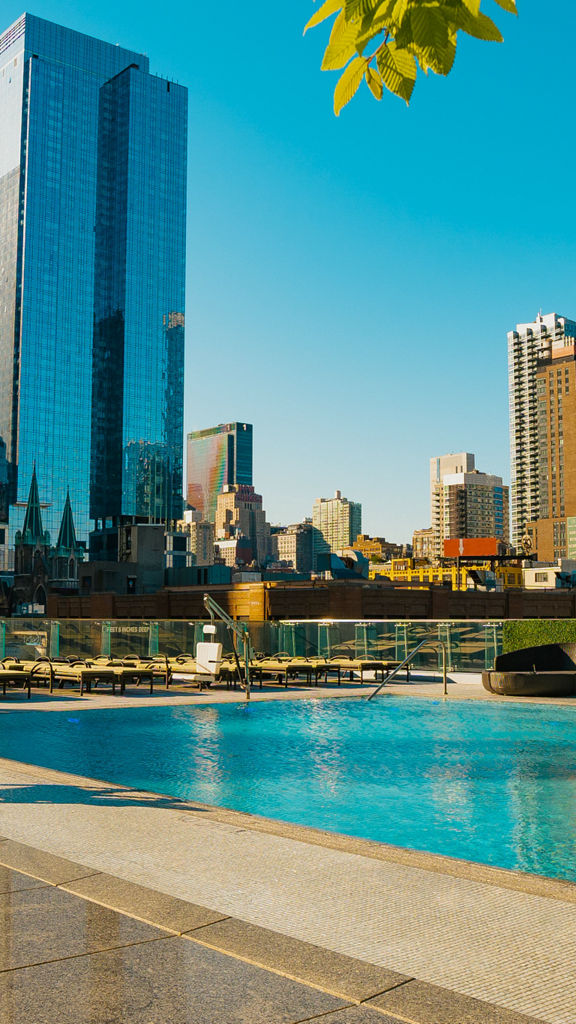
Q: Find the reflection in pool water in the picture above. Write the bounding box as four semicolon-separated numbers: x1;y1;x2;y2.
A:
1;696;575;881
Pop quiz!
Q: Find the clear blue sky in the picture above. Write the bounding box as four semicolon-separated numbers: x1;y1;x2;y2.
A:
6;2;574;539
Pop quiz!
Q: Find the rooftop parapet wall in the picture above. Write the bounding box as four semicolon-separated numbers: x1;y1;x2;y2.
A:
46;581;576;622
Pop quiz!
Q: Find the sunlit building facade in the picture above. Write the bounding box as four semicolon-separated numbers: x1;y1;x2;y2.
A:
215;484;270;567
430;453;475;559
430;453;508;555
521;318;576;560
508;313;576;549
0;14;187;542
312;491;362;568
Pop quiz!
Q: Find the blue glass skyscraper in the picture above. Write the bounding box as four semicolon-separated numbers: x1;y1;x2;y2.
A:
0;14;187;545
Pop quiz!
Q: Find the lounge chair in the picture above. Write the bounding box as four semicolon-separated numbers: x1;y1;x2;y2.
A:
50;660;124;695
0;662;31;699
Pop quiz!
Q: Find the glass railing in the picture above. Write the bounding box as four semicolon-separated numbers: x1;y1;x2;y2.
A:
0;618;504;672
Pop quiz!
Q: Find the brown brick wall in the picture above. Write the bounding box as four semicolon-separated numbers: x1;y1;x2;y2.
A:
46;581;576;621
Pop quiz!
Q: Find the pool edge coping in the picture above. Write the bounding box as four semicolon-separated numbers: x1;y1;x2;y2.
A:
1;752;576;906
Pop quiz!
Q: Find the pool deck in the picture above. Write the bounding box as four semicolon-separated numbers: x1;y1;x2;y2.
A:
2;671;576;711
0;679;575;1023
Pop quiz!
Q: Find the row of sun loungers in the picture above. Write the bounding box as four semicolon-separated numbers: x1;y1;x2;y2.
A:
0;653;401;699
0;656;170;698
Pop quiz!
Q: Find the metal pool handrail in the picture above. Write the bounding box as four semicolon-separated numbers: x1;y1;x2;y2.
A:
203;593;253;701
367;639;447;700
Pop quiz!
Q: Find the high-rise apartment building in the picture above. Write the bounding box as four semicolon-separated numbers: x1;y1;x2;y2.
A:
430;454;508;557
0;14;187;542
508;313;576;549
186;423;253;522
312;491;362;567
515;315;576;560
430;453;475;558
442;470;509;545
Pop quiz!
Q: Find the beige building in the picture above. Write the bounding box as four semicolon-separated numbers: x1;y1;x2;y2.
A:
188;521;215;566
215;485;271;567
430;453;475;559
442;471;509;546
522;561;576;590
508;312;576;549
412;527;435;562
430;453;508;557
354;534;406;561
272;522;313;573
521;320;576;561
214;538;244;568
312;491;362;567
177;510;215;566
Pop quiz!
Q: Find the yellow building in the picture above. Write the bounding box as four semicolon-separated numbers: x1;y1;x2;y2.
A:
370;558;522;591
354;534;405;561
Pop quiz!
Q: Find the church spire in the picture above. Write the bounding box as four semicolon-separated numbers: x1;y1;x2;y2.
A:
21;465;45;542
56;489;78;552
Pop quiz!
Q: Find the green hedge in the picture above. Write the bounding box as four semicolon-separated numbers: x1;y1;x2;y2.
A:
502;619;576;654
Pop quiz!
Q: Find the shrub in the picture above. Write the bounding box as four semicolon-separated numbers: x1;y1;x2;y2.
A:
502;619;576;654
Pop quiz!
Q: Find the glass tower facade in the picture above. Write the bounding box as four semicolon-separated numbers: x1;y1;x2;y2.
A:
186;423;253;522
0;14;187;544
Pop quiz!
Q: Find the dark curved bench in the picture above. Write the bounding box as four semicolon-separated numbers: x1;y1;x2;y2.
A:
483;643;576;697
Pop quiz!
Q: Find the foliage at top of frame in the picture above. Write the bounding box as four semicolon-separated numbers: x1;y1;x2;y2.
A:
304;0;517;115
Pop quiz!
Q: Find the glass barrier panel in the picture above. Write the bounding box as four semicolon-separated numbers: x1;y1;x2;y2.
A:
0;618;503;672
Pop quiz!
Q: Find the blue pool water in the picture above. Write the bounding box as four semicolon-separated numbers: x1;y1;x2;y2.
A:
1;696;576;881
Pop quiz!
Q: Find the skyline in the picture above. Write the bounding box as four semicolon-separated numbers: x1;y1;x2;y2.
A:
1;3;572;541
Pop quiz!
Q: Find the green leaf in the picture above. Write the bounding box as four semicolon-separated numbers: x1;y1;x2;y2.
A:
307;0;517;114
377;40;417;103
413;36;456;76
409;4;450;53
355;12;389;53
365;66;383;99
457;8;503;42
322;10;359;69
459;0;481;15
334;56;367;114
344;0;381;18
389;0;412;27
493;0;517;12
304;0;342;34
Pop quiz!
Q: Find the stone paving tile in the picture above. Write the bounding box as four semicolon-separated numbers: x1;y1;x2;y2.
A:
1;760;576;1022
0;838;96;885
0;887;162;972
0;865;47;895
0;935;349;1024
61;872;229;933
368;979;546;1023
190;916;410;1001
311;1010;404;1024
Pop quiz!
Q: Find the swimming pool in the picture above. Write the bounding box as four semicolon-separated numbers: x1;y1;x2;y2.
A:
1;696;575;881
